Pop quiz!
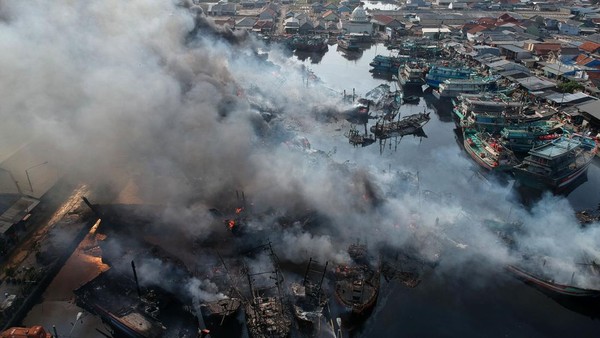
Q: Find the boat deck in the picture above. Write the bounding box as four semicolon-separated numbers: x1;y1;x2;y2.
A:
532;138;581;160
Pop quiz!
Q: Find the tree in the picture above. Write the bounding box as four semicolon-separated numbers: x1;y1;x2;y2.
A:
557;80;583;94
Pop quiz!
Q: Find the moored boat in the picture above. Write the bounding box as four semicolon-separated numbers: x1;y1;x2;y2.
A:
370;112;431;139
507;256;600;298
512;136;596;189
403;95;420;104
369;54;403;74
463;128;519;171
398;62;425;87
453;93;556;132
425;65;474;89
286;35;328;52
499;121;565;153
435;76;499;99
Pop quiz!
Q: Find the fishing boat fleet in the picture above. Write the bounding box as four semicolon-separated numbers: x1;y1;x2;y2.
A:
451;90;598;190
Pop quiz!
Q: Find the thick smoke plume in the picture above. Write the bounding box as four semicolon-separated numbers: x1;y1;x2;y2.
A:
1;0;599;291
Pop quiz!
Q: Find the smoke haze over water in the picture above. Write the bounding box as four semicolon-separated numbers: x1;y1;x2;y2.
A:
2;0;599;292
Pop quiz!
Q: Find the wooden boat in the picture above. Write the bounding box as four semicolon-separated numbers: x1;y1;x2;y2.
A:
334;243;380;316
463;128;519;171
512;136;595;189
398;62;425;87
507;256;600;298
402;95;420;103
499;121;565;153
290;258;328;329
425;65;474;89
370;112;431;139
1;327;52;338
243;243;291;338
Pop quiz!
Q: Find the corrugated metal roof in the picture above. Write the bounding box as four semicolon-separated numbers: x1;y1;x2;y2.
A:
544;91;593;104
577;99;600;120
517;76;556;91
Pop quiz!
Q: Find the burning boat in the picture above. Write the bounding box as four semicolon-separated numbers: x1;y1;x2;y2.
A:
345;125;375;147
370;112;431;140
334;242;380;318
243;243;291;338
201;297;242;326
290;258;328;329
74;264;200;338
1;327;52;338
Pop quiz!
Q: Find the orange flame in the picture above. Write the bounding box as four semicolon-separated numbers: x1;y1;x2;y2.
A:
235;208;243;214
227;220;235;230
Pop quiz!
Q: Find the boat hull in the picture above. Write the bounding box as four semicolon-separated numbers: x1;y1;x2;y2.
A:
513;158;592;189
507;265;600;298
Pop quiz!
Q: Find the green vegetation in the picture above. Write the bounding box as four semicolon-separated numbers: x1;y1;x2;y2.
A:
557;80;584;94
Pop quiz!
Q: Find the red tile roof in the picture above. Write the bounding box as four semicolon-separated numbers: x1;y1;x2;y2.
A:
579;41;600;53
467;25;489;35
372;15;395;25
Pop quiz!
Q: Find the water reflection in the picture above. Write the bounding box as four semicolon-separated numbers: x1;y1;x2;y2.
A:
295;49;327;64
337;46;364;61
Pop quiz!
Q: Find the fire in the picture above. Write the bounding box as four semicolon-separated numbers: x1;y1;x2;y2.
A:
235;207;243;214
227;219;235;230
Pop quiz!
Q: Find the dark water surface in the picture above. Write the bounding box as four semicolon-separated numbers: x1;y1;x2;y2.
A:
295;43;600;337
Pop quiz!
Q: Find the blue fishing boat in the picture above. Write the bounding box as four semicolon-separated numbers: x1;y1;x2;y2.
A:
453;93;556;132
499;121;565;153
425;65;474;89
369;55;404;74
435;76;500;99
512;136;596;189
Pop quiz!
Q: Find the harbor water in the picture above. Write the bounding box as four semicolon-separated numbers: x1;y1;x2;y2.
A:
294;43;600;337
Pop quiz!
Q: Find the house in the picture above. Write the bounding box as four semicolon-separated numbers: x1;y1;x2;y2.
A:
236;17;257;31
575;54;600;68
338;5;352;15
263;3;280;14
240;0;266;8
499;44;532;60
544;18;559;30
214;17;235;28
558;20;582;35
497;22;525;34
311;2;323;14
372;15;404;35
576;99;600;126
321;10;339;22
313;20;326;32
466;25;489;42
579;41;600;54
259;8;277;21
323;2;338;11
534;2;558;11
498;12;522;23
284;17;300;34
448;1;468;10
298;19;314;34
253;20;274;33
207;2;237;16
524;41;562;57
